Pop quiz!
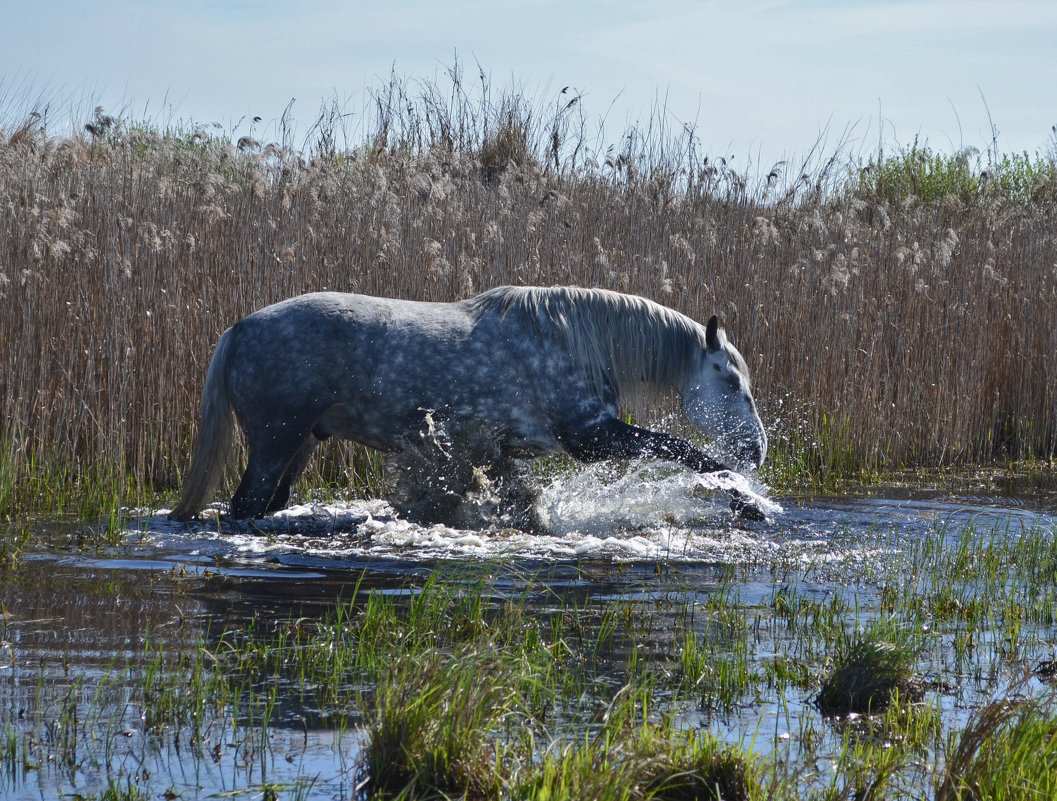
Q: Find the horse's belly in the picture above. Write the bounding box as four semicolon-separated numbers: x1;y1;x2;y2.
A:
311;403;405;452
312;395;563;459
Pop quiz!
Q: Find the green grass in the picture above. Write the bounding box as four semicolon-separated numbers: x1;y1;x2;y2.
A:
518;712;761;801
361;644;526;799
94;781;150;801
937;694;1057;801
850;137;1057;211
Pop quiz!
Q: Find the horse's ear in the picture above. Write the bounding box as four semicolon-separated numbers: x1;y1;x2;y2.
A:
706;315;721;352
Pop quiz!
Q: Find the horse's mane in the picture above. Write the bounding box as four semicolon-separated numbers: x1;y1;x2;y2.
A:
468;285;708;411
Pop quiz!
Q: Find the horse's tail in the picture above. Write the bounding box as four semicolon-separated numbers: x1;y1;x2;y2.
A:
170;328;236;520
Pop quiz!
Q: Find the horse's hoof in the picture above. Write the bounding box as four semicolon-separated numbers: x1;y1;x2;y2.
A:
730;494;767;522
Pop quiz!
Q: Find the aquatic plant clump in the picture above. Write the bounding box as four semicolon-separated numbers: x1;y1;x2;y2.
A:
360;646;517;799
816;630;926;716
356;620;763;801
522;725;761;801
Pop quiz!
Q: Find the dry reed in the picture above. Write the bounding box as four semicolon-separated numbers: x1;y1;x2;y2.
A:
1;74;1055;513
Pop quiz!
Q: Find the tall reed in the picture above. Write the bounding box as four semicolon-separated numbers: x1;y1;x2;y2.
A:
1;74;1055;513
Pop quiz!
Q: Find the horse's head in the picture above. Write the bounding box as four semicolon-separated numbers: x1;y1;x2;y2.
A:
682;316;767;472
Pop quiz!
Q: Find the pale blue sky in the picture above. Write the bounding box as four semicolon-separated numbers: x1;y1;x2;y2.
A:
3;1;1056;167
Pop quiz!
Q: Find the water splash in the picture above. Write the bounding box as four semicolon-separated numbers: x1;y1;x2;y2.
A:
143;459;780;564
538;461;779;535
383;411;542;530
380;411;779;531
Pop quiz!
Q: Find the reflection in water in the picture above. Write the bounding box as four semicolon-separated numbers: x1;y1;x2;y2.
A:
0;461;1055;799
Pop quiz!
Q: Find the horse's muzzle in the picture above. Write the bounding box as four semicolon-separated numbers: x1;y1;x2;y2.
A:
733;436;766;473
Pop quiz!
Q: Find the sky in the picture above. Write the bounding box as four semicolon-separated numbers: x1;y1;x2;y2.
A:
3;0;1056;170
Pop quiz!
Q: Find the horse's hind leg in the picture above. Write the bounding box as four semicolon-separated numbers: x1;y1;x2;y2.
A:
265;435;319;513
230;435;308;518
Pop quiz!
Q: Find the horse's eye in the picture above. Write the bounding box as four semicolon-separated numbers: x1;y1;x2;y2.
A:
713;364;721;372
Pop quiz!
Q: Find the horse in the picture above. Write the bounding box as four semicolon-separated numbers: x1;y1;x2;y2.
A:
170;285;769;523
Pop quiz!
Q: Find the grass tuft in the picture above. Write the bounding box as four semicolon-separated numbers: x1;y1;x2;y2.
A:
816;625;925;716
520;718;761;801
936;694;1057;801
360;645;519;799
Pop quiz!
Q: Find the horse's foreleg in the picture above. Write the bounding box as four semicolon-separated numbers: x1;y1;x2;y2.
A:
558;419;766;521
557;419;730;473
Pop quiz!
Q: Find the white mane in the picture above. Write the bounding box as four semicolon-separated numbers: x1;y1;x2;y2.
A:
469;286;710;412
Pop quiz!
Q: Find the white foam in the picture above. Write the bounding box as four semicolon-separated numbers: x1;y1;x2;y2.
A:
537;462;781;536
137;463;782;563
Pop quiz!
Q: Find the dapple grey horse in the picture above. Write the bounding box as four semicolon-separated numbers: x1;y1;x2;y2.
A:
171;286;768;522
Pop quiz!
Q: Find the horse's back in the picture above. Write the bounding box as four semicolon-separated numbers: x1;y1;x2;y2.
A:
223;292;540;448
232;291;474;359
221;288;628;456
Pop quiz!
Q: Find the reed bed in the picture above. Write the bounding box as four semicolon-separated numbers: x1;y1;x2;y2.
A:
1;75;1056;513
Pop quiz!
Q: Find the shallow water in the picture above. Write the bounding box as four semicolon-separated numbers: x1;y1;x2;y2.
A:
1;463;1056;799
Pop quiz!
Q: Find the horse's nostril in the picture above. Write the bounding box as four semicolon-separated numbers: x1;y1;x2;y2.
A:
739;441;764;471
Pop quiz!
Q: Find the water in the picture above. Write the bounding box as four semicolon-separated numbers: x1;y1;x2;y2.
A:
134;463;780;565
1;463;1055;799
